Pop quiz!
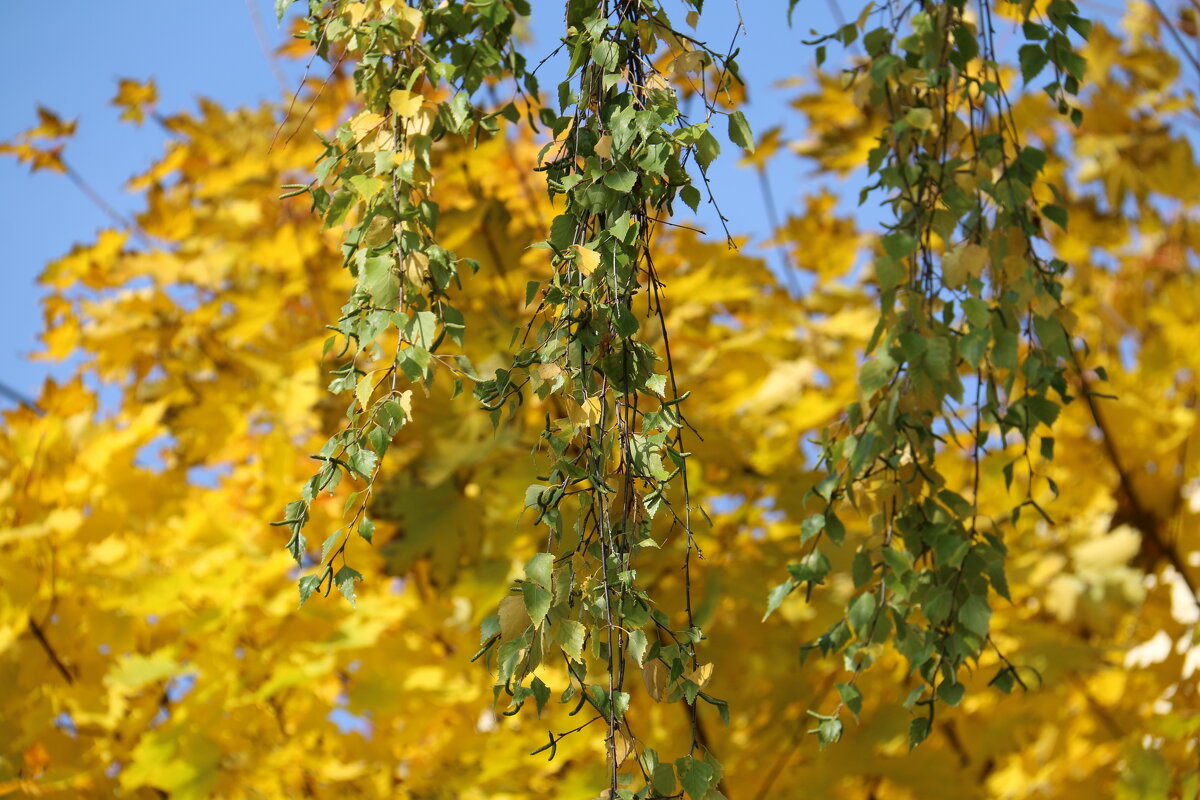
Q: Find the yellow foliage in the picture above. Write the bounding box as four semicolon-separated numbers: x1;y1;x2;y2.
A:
0;7;1198;799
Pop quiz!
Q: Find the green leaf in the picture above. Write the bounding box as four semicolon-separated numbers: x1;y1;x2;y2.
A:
824;513;846;546
874;256;906;291
924;336;952;379
603;170;637;193
347;447;378;479
937;679;965;707
882;232;918;260
629;628;649;666
675;755;715;800
1042;203;1068;230
836;682;863;719
334;565;364;608
788;549;831;585
958;594;991;636
651;763;677;795
800;513;825;544
851;551;873;587
848;591;876;636
1019;44;1049;84
591;40;619;71
361;256;399;309
349;175;384;201
558;619;586;660
859;356;895;397
763;579;796;621
727;110;754;152
680;184;701;212
525;552;554;588
909;716;932;749
522;582;552;626
548;214;576;251
531;675;551;715
357;517;375;544
298;574;323;608
696;129;721;171
275;0;294;22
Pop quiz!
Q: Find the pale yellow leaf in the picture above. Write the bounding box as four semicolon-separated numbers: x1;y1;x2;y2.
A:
643;660;666;702
684;662;714;689
498;595;528;642
404;250;429;284
355;371;377;412
594;134;613;159
942;243;987;288
614;730;634;766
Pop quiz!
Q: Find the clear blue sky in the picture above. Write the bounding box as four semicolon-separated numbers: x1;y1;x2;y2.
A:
0;1;844;409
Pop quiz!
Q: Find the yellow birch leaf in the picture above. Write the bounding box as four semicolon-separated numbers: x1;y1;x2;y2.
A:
395;5;423;41
355;371;379;412
573;244;600;275
614;730;634;765
643;660;666;701
594;134;613;159
942;243;987;288
404;250;428;284
345;1;366;27
389;89;423;119
673;50;706;78
349;111;385;139
498;595;528;643
684;662;714;689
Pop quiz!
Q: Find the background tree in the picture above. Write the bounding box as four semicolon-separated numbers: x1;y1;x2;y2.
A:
0;1;1197;798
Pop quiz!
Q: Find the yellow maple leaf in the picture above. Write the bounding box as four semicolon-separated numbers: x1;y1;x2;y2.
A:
112;78;158;125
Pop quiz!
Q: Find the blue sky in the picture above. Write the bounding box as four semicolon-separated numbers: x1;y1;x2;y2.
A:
0;1;844;408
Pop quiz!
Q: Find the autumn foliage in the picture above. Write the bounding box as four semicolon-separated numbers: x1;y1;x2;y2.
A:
1;2;1199;798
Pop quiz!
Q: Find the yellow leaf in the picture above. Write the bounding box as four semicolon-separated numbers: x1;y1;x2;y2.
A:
389;89;423;119
905;107;934;131
594;134;613;159
643;660;666;702
673;50;706;78
344;1;367;26
355;371;378;412
349;111;385;140
111;78;157;125
404;250;429;284
397;389;414;421
614;730;634;766
572;244;601;275
498;595;528;643
567;396;603;430
105;650;179;691
684;662;714;689
942;243;987;288
394;4;424;41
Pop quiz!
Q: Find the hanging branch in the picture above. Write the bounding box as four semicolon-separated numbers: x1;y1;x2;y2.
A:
273;0;532;605
472;0;748;794
769;0;1094;748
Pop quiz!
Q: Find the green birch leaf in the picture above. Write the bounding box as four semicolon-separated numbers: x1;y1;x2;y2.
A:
522;582;552;626
727;110;754;152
